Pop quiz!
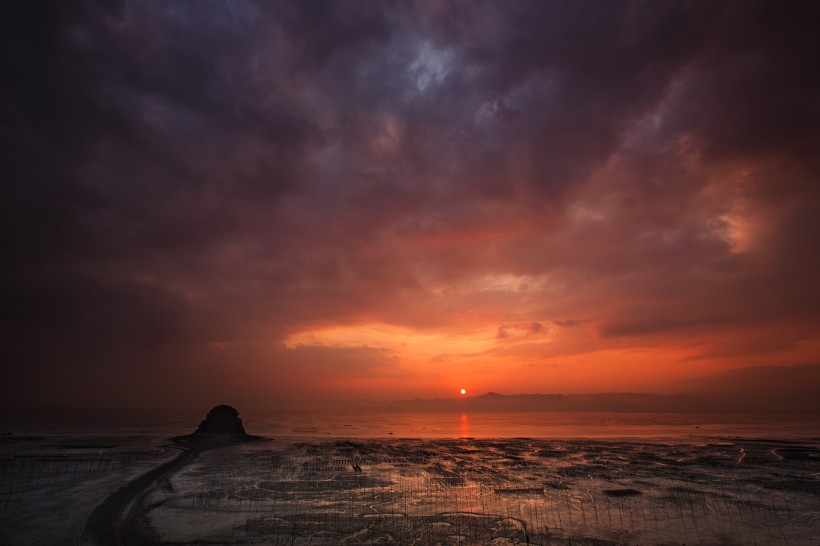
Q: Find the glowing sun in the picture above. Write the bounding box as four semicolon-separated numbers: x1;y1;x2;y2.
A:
460;388;467;395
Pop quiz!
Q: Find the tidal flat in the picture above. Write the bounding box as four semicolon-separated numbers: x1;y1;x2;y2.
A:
2;433;819;545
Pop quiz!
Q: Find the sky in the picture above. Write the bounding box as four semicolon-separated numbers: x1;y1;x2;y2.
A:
2;1;820;409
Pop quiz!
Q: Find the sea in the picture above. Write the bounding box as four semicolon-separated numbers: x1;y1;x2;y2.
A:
3;408;819;440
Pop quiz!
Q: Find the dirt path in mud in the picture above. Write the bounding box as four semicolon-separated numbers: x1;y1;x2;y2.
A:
81;445;201;545
81;434;270;546
82;435;266;546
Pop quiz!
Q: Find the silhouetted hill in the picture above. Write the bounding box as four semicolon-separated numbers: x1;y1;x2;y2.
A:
172;405;268;446
669;363;820;414
382;392;720;413
195;405;247;435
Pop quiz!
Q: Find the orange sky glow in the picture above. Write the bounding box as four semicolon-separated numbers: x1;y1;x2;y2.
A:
3;2;820;410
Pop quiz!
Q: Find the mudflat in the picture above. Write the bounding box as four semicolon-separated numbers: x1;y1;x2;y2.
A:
2;434;819;545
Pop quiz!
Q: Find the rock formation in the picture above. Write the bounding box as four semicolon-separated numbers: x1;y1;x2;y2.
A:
194;404;247;436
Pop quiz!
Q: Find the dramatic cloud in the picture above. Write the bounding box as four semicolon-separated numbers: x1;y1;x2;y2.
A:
2;1;819;408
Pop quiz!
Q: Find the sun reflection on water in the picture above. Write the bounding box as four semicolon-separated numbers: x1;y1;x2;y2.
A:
460;412;470;438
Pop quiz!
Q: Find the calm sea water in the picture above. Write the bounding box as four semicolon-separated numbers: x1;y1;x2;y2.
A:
3;409;819;439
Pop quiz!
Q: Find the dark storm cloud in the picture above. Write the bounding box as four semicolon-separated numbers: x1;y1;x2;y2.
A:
597;315;727;339
2;1;820;406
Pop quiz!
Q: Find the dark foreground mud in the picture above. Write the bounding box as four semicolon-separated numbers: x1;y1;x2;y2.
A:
99;438;820;545
2;436;819;545
82;434;267;546
82;446;196;545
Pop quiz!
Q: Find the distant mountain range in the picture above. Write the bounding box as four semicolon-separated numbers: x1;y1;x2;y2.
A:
345;392;723;414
